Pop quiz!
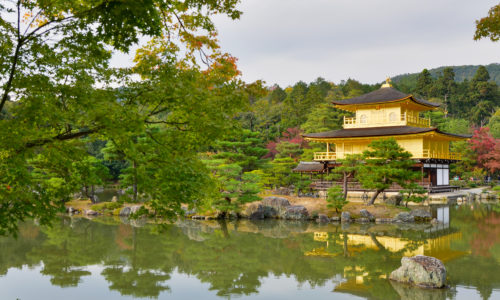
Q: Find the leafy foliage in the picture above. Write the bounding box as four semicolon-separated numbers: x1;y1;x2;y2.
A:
357;138;420;205
326;185;348;213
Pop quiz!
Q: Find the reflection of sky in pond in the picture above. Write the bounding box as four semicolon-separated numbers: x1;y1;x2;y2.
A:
0;266;362;300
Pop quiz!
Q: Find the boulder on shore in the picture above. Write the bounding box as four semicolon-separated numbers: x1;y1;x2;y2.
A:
389;255;447;288
410;209;432;221
341;211;351;223
394;212;415;223
281;205;308;220
84;209;98;216
316;214;329;223
261;197;291;215
245;203;277;219
359;209;375;221
119;207;131;216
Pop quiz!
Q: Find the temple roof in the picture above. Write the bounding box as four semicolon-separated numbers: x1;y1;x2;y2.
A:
331;87;440;108
292;161;325;173
303;126;471;139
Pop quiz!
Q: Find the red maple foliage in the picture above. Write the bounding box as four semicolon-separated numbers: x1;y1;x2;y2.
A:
264;127;308;159
469;127;500;173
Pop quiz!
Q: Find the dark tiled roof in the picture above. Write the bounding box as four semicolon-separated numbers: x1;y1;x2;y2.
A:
332;87;440;108
292;162;325;172
303;126;471;139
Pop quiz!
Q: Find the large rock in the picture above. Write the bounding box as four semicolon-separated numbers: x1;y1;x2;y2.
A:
316;214;329;223
356;217;371;223
389;255;447;288
246;203;277;219
394;212;415;223
385;194;403;206
341;211;351;223
410;209;432;221
84;209;98;216
359;209;375;221
119;206;131;216
261;197;291;215
281;205;308;220
130;205;143;214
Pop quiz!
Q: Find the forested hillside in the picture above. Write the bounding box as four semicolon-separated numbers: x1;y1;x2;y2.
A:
392;63;500;88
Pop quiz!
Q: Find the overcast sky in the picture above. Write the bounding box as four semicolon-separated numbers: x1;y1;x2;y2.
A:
207;0;500;86
109;0;500;87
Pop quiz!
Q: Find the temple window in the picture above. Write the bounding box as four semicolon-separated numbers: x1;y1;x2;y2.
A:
360;114;367;124
389;112;397;122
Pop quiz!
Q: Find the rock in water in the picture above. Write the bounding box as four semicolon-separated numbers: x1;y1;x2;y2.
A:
389;255;447;288
281;205;308;220
341;211;350;223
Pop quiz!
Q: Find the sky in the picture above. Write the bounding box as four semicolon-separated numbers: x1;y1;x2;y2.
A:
111;0;500;87
209;0;500;86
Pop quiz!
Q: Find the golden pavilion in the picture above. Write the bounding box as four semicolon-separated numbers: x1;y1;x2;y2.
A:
297;79;470;193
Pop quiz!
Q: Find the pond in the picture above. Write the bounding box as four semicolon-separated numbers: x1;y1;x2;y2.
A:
1;205;500;300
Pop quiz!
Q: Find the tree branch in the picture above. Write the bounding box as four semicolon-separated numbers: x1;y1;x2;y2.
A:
19;126;103;152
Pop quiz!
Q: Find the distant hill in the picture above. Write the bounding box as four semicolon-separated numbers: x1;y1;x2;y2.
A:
391;63;500;89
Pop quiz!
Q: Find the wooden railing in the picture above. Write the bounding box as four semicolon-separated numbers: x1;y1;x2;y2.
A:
314;150;462;161
404;113;431;127
343;112;431;128
314;152;336;161
421;150;462;160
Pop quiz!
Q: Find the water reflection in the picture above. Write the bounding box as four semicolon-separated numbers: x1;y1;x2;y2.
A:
0;206;499;299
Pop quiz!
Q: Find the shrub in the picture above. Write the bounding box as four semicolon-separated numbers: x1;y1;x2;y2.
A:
326;185;348;213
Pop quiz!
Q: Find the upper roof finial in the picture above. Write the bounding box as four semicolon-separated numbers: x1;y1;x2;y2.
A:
381;77;392;88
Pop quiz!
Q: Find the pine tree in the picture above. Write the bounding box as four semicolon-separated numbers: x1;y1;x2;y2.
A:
357;138;420;205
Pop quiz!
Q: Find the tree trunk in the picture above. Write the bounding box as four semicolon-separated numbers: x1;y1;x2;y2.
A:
132;160;138;202
91;185;95;203
343;172;349;200
368;189;383;205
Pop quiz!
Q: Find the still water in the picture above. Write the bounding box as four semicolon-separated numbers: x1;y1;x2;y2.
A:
1;205;500;300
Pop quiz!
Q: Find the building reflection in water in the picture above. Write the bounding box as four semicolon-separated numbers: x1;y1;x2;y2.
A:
305;218;468;295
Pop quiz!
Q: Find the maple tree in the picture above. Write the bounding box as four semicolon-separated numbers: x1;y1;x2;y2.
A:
0;0;244;235
469;127;500;174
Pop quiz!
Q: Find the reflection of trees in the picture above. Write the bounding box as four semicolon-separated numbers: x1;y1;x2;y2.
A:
101;267;170;297
1;210;500;300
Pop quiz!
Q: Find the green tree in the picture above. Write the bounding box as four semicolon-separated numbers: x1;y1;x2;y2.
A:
488;109;500;138
475;4;500;41
281;81;309;128
0;0;244;235
262;157;299;189
326;185;348;213
301;103;344;134
399;182;427;207
357;138;419;205
415;69;434;98
275;141;303;160
335;154;362;200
